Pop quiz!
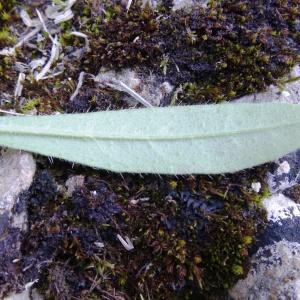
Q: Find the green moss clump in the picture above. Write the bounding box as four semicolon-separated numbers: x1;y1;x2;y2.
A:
81;0;299;104
21;98;41;113
0;0;17;84
0;28;16;46
0;0;17;46
0;0;16;25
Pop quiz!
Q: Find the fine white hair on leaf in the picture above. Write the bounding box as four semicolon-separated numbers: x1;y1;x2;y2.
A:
70;72;85;101
14;73;26;98
70;31;90;51
35;35;60;81
117;234;134;251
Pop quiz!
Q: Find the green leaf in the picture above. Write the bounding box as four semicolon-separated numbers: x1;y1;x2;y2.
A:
0;103;299;174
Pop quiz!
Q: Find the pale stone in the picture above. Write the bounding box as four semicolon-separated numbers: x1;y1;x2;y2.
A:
230;240;300;300
65;175;85;197
0;149;36;215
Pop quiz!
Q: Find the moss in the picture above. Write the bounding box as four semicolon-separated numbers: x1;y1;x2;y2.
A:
0;0;18;96
78;0;299;104
0;28;16;45
1;0;297;113
5;161;270;300
0;0;16;25
0;0;17;47
21;98;41;113
21;77;66;114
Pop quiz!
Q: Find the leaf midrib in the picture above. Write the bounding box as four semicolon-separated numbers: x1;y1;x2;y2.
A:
0;120;297;141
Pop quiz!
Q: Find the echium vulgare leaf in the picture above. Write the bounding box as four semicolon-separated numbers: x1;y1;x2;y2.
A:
0;103;299;174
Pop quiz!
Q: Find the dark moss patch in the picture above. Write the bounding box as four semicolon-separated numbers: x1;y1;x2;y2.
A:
1;0;299;112
79;0;299;104
0;0;18;101
5;161;269;299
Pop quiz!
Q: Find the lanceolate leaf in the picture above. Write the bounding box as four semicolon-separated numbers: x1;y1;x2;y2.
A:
0;103;299;174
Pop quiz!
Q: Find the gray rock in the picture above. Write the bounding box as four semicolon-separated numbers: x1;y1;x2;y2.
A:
0;149;36;298
230;240;300;300
172;0;208;11
4;288;43;300
268;150;300;194
0;149;36;215
230;193;300;299
65;175;85;197
0;149;36;234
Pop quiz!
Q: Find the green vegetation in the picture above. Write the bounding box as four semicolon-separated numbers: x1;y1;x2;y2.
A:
21;98;41;113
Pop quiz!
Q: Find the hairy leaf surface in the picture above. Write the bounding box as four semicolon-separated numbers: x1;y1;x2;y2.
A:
0;103;299;174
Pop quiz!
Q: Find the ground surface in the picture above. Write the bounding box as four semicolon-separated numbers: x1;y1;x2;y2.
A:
0;0;300;299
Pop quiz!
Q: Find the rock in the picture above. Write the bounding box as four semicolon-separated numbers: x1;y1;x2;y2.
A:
65;175;85;197
0;149;36;298
268;150;300;194
0;150;36;233
263;193;300;224
230;193;300;299
230;67;300;298
230;240;300;300
0;149;36;215
172;0;208;11
4;288;43;300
